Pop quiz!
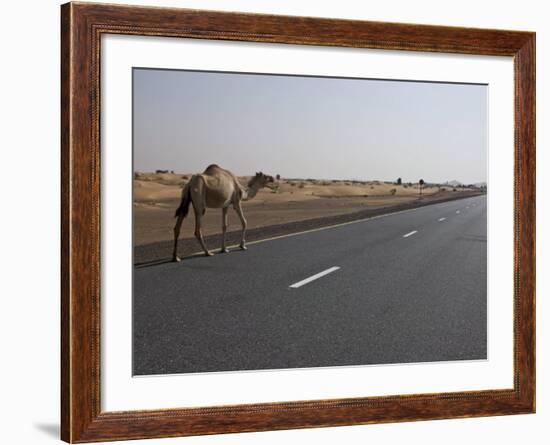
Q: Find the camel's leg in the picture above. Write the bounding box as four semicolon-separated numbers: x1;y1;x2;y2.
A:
220;207;229;253
234;202;248;250
193;205;213;256
172;213;185;262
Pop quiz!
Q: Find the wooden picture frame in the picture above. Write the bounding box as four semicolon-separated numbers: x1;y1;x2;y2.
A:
61;2;535;442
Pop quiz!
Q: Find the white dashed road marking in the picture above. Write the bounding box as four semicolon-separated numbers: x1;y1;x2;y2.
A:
456;210;461;214
289;266;341;289
403;230;418;238
438;217;446;222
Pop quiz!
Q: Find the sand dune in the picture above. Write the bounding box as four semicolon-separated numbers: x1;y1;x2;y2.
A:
133;172;473;246
134;181;182;202
134;173;443;205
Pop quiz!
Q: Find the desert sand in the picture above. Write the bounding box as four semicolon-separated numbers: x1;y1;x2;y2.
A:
133;172;471;246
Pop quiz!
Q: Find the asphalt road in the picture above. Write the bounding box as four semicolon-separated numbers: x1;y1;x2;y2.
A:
133;195;487;375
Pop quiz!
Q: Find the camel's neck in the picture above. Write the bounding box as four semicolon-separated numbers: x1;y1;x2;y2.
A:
243;183;261;200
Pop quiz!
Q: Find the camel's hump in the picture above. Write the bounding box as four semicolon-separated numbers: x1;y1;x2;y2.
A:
203;164;221;173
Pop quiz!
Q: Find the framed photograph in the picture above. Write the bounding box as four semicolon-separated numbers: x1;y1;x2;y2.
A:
61;2;535;442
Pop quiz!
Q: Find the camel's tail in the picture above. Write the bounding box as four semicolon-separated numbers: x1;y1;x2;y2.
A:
175;183;191;218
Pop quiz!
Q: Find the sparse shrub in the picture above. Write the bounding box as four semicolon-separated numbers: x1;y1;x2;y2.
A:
390;188;397;195
298;182;305;188
453;188;457;192
290;182;297;187
403;184;408;188
370;186;374;189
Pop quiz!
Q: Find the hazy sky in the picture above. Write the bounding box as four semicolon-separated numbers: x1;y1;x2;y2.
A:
133;68;487;184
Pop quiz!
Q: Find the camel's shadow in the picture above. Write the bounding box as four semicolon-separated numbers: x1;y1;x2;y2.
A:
135;248;247;270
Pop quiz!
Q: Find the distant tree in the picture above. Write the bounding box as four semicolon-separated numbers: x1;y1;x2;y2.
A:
276;174;281;180
396;177;402;185
419;179;425;196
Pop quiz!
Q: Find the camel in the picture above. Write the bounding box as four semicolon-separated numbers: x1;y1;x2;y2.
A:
172;164;275;261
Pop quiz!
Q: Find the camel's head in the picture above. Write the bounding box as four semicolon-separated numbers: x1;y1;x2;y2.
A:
249;172;276;190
